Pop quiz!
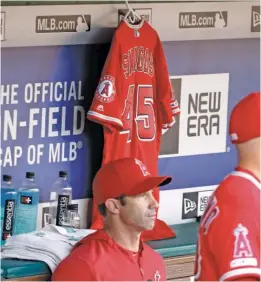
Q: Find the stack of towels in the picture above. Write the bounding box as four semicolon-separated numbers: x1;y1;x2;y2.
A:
1;224;96;272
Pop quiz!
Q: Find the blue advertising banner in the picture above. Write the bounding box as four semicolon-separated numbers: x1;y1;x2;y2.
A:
1;38;260;203
1;44;110;202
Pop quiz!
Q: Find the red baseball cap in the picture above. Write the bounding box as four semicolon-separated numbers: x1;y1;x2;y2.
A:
93;158;172;205
229;92;260;144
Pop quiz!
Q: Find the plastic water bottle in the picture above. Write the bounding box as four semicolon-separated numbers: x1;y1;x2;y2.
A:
1;175;17;245
61;204;81;229
49;171;72;226
13;172;40;235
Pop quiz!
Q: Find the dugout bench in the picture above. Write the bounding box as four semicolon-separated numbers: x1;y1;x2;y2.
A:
1;222;199;281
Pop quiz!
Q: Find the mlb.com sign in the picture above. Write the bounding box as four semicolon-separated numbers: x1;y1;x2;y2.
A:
179;11;228;29
160;73;229;157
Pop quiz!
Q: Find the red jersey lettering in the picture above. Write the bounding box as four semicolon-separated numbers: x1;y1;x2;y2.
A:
122;46;154;79
200;195;220;235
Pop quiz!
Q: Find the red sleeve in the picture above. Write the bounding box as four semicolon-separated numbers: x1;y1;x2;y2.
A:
52;257;99;281
87;32;123;130
207;206;260;281
235;277;260;281
154;34;180;130
159;257;167;281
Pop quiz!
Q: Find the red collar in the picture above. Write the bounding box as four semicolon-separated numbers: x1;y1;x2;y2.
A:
235;166;260;182
73;229;144;256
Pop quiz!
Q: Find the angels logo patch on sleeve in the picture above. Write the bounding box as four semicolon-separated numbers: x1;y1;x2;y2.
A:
95;75;116;103
230;223;258;268
233;224;253;258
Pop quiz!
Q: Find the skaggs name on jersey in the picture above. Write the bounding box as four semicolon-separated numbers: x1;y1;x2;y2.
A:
122;46;154;79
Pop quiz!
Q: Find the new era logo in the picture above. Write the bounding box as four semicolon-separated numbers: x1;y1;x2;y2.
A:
251;6;260;32
184;198;197;214
118;8;152;24
253;11;260;27
0;12;6;41
182;192;198;219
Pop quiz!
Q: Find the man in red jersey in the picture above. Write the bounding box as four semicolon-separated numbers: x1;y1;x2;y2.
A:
52;157;171;281
194;92;261;281
87;18;180;241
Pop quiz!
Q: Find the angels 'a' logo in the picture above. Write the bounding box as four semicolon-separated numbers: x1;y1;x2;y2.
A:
154;270;161;281
233;224;253;258
95;75;116;103
135;159;150;177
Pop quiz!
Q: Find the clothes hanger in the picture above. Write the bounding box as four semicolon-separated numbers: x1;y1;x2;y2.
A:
123;0;142;24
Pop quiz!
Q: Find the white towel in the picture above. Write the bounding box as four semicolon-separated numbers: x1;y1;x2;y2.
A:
1;225;96;272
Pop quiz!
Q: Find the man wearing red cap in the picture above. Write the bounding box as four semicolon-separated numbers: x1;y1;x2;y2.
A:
194;92;261;281
52;158;171;281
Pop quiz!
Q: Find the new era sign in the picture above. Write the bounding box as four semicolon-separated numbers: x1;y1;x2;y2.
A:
160;73;229;158
179;11;228;29
36;15;91;33
251;6;260;32
182;190;214;219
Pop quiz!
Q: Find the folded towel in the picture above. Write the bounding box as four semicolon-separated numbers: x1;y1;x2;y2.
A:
1;225;96;272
